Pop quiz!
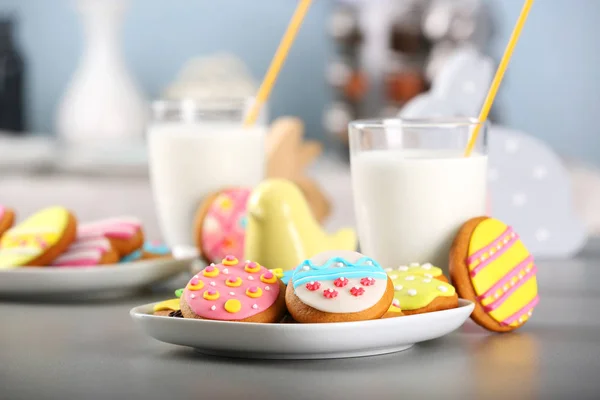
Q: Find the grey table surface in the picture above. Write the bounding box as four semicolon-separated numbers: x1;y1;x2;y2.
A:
1;243;600;400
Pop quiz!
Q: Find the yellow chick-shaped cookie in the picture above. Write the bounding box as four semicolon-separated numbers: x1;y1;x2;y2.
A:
244;178;357;272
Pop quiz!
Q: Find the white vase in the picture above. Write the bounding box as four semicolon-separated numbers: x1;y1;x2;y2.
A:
56;0;148;147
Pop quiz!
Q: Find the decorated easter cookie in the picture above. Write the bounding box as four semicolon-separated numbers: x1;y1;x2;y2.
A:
0;206;77;268
51;236;119;267
180;255;287;323
0;205;16;237
386;262;449;282
78;217;144;257
285;250;394;323
384;270;458;317
194;187;251;265
450;217;539;332
120;241;171;263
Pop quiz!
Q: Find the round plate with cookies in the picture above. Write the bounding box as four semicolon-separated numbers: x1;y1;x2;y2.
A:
130;251;476;359
0;206;192;297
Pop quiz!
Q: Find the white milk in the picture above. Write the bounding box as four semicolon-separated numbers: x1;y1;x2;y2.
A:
351;149;487;273
148;122;265;257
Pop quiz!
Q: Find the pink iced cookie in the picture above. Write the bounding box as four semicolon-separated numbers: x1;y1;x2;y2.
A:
180;255;286;322
78;217;144;257
52;236;119;267
194;188;251;264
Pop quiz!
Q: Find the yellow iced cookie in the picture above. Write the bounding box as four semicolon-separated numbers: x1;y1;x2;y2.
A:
0;206;76;268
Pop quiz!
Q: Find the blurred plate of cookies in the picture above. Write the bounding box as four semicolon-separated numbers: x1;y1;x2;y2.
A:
0;206;193;297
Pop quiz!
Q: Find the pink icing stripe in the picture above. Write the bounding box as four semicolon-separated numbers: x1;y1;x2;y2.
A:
469;233;519;277
0;205;5;219
52;249;104;266
78;219;140;240
477;255;534;300
53;258;102;267
482;265;537;312
501;295;539;326
467;226;512;265
69;238;111;253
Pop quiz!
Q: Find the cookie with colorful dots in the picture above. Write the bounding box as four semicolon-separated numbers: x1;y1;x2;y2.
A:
180;255;287;323
285;250;394;323
0;205;16;238
193;187;251;265
450;216;539;332
78;217;144;257
384;269;458;317
0;206;77;268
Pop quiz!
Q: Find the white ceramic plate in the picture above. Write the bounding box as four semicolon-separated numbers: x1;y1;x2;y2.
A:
130;299;475;360
0;257;194;297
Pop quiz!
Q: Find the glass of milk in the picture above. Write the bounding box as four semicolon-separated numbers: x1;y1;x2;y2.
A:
147;98;266;259
349;117;488;274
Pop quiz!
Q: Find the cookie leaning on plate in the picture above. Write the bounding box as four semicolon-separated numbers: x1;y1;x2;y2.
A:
450;216;539;332
193;187;250;265
285;250;394;323
0;206;77;268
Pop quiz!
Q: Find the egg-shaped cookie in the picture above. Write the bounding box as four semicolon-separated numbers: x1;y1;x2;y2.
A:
450;216;539;332
384;270;458;317
0;206;77;268
285;250;394;323
180;255;287;323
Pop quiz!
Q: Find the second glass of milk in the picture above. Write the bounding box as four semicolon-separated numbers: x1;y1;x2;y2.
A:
349;118;488;274
147;98;266;259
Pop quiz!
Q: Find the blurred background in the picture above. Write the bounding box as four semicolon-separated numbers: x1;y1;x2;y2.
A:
0;0;599;242
0;0;598;161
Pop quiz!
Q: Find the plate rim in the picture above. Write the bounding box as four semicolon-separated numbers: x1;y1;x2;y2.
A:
0;256;196;274
130;298;475;329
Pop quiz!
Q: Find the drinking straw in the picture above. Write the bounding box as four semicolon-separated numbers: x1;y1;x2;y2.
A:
463;0;534;157
244;0;313;127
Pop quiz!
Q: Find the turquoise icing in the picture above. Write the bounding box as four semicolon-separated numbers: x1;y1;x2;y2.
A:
144;241;170;255
291;257;386;289
120;250;142;263
281;270;294;285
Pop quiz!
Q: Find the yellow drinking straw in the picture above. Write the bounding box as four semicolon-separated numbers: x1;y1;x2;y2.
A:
244;0;313;127
464;0;535;157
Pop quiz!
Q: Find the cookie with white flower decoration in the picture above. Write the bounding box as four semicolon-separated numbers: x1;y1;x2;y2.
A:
285;250;394;323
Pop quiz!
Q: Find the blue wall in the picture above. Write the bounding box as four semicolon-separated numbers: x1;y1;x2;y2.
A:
2;0;600;165
487;0;600;165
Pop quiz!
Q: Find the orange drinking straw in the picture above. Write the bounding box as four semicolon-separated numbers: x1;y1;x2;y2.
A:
244;0;313;127
464;0;535;157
